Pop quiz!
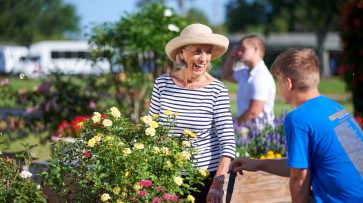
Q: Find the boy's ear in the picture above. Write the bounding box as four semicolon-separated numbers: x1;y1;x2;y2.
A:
286;77;294;90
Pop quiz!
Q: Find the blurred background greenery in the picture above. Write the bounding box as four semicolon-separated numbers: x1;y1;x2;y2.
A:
0;0;362;161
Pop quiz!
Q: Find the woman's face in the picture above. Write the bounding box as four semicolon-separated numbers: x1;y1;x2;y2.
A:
181;44;213;77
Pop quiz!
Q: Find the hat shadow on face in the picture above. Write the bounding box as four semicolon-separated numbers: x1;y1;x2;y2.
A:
165;23;229;62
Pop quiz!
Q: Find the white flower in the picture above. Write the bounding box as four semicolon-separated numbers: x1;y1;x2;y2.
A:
168;24;180;32
102;119;113;127
164;9;173;17
110;107;121;118
37;185;41;190
19;170;32;179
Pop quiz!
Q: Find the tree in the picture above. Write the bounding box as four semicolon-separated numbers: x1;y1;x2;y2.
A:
225;0;345;77
0;0;80;46
89;1;186;120
185;7;209;25
341;0;363;117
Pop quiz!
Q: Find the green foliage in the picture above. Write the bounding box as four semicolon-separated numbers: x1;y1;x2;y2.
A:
43;107;207;202
0;136;46;202
0;79;16;107
185;7;210;25
89;1;187;120
0;0;80;45
340;0;363;116
16;73;107;135
225;0;345;34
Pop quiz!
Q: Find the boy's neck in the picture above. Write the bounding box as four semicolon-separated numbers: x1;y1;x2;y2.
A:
292;89;320;107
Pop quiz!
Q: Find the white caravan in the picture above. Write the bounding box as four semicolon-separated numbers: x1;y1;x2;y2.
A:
12;41;110;77
0;45;28;74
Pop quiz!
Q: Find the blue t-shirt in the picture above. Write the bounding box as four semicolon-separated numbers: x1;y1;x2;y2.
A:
284;96;363;203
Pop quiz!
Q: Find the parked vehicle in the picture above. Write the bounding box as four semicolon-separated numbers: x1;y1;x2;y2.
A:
12;41;110;78
0;45;28;74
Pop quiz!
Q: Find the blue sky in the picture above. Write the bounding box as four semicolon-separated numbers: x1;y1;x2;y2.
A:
64;0;229;33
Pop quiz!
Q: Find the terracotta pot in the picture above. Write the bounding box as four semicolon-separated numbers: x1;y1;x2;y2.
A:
229;171;291;203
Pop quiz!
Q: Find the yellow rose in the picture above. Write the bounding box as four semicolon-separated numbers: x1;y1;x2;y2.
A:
94;135;101;142
88;138;96;147
145;127;156;136
110;107;121;118
102;119;113;127
123;148;131;155
179;151;191;160
152;146;160;153
161;147;169;154
182;141;191;147
149;121;159;128
187;195;195;203
141;115;152;124
275;153;282;158
198;169;209;177
134;143;144;150
113;187;121;194
152;114;159;119
164;110;172;116
260;155;266;160
116;200;124;203
134;183;141;191
174;176;183;186
100;193;111;202
92;112;101;123
105;136;113;142
124;171;130;177
183;129;197;138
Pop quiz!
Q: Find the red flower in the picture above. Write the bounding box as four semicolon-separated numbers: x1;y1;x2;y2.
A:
84;151;91;158
355;116;363;128
57;120;69;130
71;116;90;132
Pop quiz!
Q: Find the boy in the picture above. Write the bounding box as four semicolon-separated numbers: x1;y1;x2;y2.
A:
230;48;363;203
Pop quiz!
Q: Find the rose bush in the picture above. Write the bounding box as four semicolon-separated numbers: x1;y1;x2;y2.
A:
0;137;46;202
43;107;207;202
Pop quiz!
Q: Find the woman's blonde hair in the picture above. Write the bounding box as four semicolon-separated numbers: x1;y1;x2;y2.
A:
271;48;320;92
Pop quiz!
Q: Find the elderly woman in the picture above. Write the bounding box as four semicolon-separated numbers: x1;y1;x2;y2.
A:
149;24;236;203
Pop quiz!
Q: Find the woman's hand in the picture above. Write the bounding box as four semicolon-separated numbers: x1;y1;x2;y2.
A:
206;176;224;203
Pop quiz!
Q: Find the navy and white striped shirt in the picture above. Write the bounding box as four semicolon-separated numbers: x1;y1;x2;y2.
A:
149;74;236;172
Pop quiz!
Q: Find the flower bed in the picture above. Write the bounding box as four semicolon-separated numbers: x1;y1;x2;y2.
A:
42;107;207;202
234;113;287;159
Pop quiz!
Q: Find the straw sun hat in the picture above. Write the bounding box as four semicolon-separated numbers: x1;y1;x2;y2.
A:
165;23;229;62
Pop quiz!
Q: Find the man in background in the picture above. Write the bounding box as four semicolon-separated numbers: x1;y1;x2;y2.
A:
221;35;275;126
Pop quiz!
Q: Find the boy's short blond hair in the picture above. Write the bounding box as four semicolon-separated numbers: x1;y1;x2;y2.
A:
271;48;320;92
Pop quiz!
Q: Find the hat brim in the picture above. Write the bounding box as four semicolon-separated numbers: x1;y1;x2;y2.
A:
165;34;229;62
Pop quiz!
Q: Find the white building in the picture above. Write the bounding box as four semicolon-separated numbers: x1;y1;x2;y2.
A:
0;45;28;73
11;41;110;78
